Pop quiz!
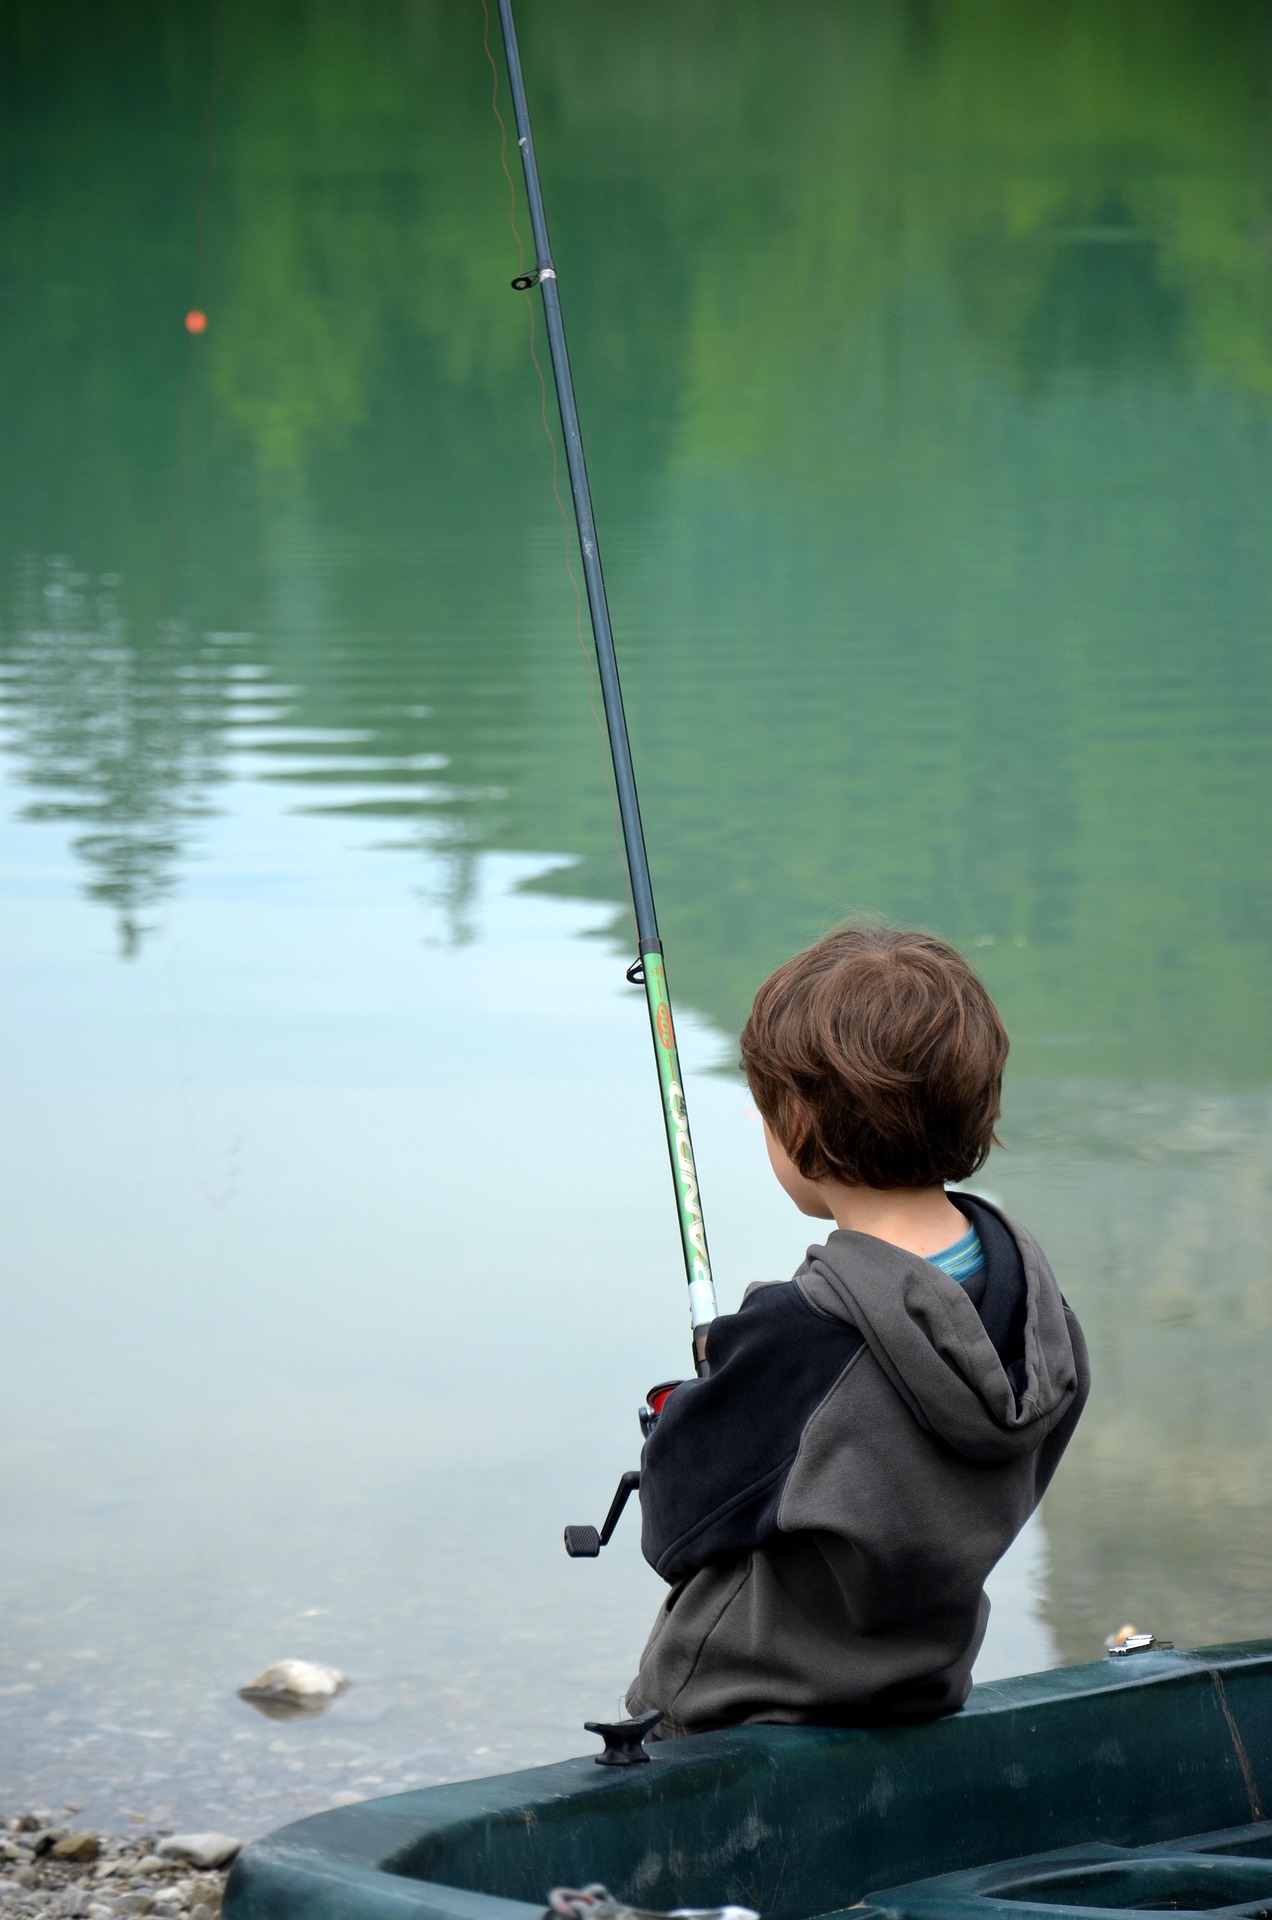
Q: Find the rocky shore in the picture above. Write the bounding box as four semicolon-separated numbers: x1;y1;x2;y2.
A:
1;1817;239;1920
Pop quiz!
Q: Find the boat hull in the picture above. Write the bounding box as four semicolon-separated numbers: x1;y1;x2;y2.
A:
224;1641;1272;1920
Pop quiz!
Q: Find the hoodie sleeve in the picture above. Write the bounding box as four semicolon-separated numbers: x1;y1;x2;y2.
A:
638;1281;864;1583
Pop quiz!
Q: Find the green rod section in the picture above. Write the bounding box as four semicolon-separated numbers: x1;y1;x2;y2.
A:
640;951;716;1361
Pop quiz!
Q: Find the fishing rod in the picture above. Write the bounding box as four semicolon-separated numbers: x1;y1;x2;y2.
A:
492;0;717;1554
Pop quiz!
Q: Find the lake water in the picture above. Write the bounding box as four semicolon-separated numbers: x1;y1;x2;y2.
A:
4;0;1272;1838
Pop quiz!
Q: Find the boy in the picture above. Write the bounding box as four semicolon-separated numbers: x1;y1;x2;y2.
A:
627;925;1089;1735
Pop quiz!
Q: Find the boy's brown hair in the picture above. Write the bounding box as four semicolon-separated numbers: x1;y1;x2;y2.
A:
740;925;1008;1190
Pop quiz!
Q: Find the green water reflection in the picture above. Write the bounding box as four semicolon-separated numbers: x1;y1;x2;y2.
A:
4;0;1272;1674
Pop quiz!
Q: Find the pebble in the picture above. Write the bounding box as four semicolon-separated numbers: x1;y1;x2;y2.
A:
0;1816;235;1920
154;1842;238;1873
236;1659;347;1717
50;1840;100;1866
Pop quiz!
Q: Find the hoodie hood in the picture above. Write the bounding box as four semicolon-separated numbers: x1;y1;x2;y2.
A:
794;1197;1083;1464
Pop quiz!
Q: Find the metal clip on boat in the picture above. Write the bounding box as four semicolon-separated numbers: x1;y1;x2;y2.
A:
564;1470;640;1557
582;1709;664;1765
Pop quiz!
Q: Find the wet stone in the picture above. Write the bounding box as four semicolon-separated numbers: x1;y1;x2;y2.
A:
50;1840;101;1866
153;1844;238;1874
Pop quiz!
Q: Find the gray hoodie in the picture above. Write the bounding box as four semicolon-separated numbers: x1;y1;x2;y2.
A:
626;1194;1089;1734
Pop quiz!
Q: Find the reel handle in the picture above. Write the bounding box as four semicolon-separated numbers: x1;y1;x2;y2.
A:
563;1469;640;1557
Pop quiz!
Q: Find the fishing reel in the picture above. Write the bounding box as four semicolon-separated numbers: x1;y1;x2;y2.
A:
563;1382;679;1557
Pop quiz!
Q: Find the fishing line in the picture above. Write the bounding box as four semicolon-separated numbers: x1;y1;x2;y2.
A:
194;0;227;303
479;0;635;941
155;0;246;1797
160;0;235;1225
160;0;225;619
480;0;525;275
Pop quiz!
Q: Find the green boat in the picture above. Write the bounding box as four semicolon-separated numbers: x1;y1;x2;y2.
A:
224;1638;1272;1920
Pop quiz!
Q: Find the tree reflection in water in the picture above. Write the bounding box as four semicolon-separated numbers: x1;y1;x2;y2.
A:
3;0;1272;1658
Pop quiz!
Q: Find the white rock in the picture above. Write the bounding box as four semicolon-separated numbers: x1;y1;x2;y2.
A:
154;1836;241;1871
236;1659;348;1707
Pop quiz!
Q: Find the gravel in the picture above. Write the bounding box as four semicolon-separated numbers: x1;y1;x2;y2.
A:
0;1818;239;1920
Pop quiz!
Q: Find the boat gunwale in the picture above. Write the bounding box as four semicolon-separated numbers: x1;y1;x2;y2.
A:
224;1643;1272;1920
